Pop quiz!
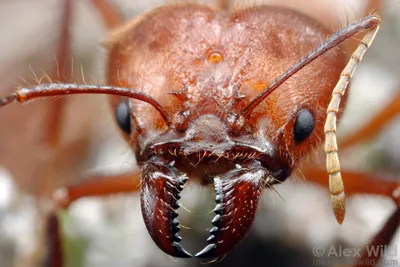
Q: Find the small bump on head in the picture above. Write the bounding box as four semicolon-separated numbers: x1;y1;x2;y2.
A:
207;51;223;63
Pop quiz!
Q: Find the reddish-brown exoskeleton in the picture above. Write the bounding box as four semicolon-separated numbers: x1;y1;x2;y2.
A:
0;0;399;266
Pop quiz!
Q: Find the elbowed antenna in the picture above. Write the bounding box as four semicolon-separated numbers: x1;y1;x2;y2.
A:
241;14;380;118
242;14;380;225
0;83;171;125
324;18;380;224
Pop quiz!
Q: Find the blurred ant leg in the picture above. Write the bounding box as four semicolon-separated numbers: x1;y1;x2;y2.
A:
353;208;399;267
90;0;124;29
44;211;62;267
43;0;72;148
335;0;385;139
54;172;142;208
299;168;399;201
42;0;123;170
44;171;141;267
34;0;73;200
46;0;72;140
299;168;399;267
339;90;400;150
26;2;72;266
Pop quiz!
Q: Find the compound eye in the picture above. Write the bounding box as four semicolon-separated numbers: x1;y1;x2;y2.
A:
293;109;314;142
115;101;131;134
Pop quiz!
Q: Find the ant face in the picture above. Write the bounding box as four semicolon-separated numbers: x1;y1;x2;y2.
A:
106;4;358;257
0;1;398;266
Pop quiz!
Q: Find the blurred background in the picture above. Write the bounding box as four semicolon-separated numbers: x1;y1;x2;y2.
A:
0;0;399;267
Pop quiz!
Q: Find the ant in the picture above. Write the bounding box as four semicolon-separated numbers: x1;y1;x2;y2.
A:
0;0;398;266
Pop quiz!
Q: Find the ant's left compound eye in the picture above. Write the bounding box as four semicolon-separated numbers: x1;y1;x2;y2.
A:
293;109;314;142
116;101;131;134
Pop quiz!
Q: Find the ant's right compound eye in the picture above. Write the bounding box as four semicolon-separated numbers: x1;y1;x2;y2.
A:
115;101;131;134
293;109;314;143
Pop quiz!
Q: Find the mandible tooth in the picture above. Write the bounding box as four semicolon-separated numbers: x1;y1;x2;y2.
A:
171;210;179;219
172;218;180;227
172;242;193;258
211;214;221;226
173;234;182;242
206;235;216;244
195;244;216;258
173;225;181;234
213;204;222;214
209;227;219;235
172;201;180;210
